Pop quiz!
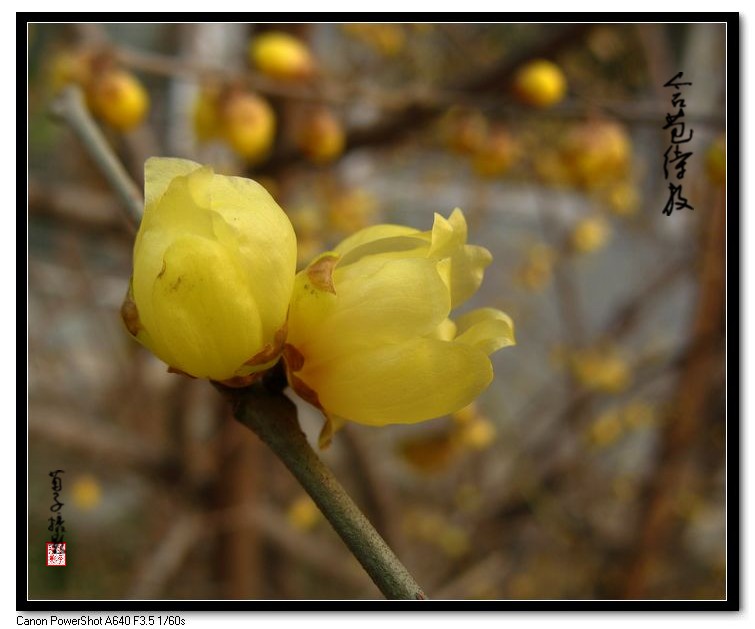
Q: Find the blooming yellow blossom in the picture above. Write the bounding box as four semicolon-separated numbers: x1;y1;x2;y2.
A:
283;209;514;441
122;157;296;385
249;31;315;81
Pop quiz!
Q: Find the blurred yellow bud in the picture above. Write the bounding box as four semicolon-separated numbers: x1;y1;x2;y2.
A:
457;416;497;450
249;31;315;80
570;346;631;393
569;215;611;254
48;49;93;93
398;429;459;475
286;494;322;531
192;88;222;143
513;59;567;108
705;135;726;185
472;127;518;178
88;69;149;131
284;209;515;434
586;408;624;447
123;158;297;385
603;181;640;217
439;107;488;155
220;92;276;162
515;243;555;291
562;121;631;189
342;24;406;56
404;509;469;557
71;475;102;511
297;108;345;164
327;188;378;235
623;401;656;428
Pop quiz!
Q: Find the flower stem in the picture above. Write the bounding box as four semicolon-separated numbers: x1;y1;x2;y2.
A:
230;382;426;600
50;85;144;230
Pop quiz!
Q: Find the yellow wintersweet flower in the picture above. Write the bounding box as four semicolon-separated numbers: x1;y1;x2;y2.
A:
283;209;515;442
122;157;296;386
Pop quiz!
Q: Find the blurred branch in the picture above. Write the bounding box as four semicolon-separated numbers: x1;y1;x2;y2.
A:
50;86;143;230
620;189;726;599
258;24;593;175
230;379;426;600
212;501;375;594
128;513;204;599
29;404;178;477
29;177;132;238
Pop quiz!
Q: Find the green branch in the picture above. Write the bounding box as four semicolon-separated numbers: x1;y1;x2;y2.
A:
231;382;426;600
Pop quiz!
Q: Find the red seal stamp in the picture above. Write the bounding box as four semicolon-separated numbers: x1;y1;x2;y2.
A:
46;542;66;566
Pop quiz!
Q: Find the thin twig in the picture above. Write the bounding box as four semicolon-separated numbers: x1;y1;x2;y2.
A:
230;382;426;600
50;85;143;230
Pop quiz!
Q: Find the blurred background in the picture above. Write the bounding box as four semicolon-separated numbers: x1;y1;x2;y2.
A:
27;22;727;600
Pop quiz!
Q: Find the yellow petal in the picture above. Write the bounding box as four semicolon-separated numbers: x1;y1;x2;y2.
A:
146;234;264;380
138;166;215;240
333;223;421;257
290;256;451;365
447;244;492;307
144;157;202;208
454;307;516;355
208;173;297;340
133;168;218;345
300;338;493;425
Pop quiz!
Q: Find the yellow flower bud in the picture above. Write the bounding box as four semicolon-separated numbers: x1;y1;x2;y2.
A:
562;120;631;189
71;475;102;511
327;188;378;235
439;107;489;155
221;92;276;162
192;87;222;143
286;494;322;531
296;108;345;164
88;69;149;131
570;346;631;393
472;126;518;178
513;59;567;108
48;49;94;93
570;215;611;254
249;31;315;81
705;134;726;185
122;158;297;385
283;209;515;432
